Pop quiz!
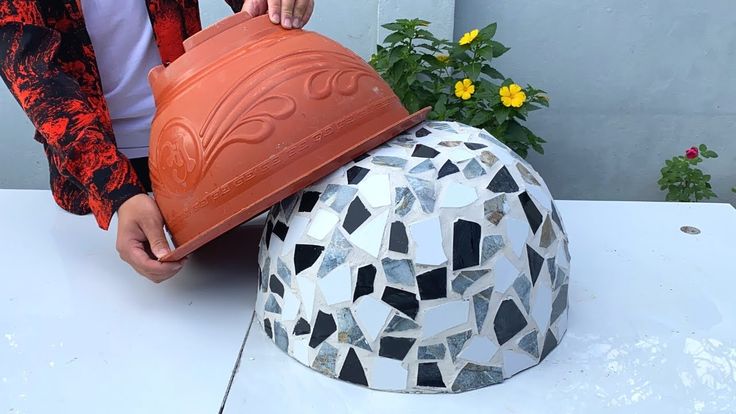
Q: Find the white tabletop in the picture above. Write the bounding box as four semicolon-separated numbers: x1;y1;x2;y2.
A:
0;190;260;414
223;200;736;414
3;191;735;413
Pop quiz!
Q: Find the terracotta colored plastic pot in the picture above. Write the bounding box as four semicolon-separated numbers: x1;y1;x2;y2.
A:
148;12;429;262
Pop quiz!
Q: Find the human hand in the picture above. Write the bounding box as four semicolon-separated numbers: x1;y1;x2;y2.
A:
116;194;186;283
242;0;315;29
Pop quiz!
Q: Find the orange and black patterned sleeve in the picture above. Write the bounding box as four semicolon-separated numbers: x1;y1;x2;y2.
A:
223;0;244;13
0;1;144;230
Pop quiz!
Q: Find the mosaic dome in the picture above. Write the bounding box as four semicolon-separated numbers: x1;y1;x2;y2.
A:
255;121;570;393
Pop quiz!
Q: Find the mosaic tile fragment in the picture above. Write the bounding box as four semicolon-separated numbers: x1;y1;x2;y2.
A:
338;348;369;385
371;357;408;391
465;142;487;150
343;197;371;234
479;151;499;168
281;290;300;321
516;163;540;185
481;235;504;264
347;166;370;185
318;264;352;305
312;342;338;376
379;336;416;360
451;363;502;392
406;176;436;213
294;244;324;274
451;270;486;295
409;159;435;174
274;321;289;352
447;330;472;362
309;311;337;348
458;336;499;364
439;182;477;208
296;276;316;318
388;222;409;253
539;216;556;248
273;221;288;241
422;300;470;339
265;294;281;314
415;127;431;137
353;296;393;342
394;186;416;217
336;308;371;351
531;277;553;333
264;220;273;248
417;267;447;300
487;166;519;193
409;216;447;266
384;314;420;333
438;160;460;179
551;284;569;324
299;191;320;212
293;318;311;335
280;193;299;220
484;194;506;225
358;174;391;208
321;184;358;212
462;158;486;179
382;258;416;287
277;258;292;287
493;256;519;293
519;191;543;234
307;209;339;240
551;201;565;231
473;287;493;332
263;318;272;339
513;275;532;313
453;219;481;270
418;343;446;360
372;156;407;168
412;144;440;158
269;274;284;297
518;330;539;358
348;210;389;258
547;257;557;286
353;264;376;301
417;362;445;387
502;350;537;378
527;245;545;285
494;300;527;345
382;287;419;319
316;229;352;278
540;329;558;361
505;218;528;257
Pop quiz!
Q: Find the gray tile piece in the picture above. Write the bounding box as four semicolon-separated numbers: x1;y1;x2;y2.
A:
555;267;568;290
406;176;436;214
418;343;447;360
447;330;472;362
280;194;299;221
409;159;435;174
317;230;352;278
484;194;506;225
547;258;557;286
473;287;494;332
393;136;417;148
320;184;358;213
394;187;416;217
260;257;270;292
463;158;487;179
513;275;532;313
451;363;503;392
551;284;569;324
478;130;505;146
438;141;462;147
265;294;281;314
516;163;540;185
428;122;458;133
481;235;504;264
385;314;420;333
479;151;499;168
451;270;487;295
277;258;292;287
312;342;339;376
539;216;556;249
382;258;416;287
372;156;407;168
274;321;289;352
518;330;539;358
336;308;372;351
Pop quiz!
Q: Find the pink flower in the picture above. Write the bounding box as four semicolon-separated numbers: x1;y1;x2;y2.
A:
685;147;699;159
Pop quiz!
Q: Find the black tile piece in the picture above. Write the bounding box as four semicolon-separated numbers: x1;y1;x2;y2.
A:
338;348;368;386
353;152;370;163
388;221;409;254
438;160;460;179
263;318;273;339
381;287;419;319
464;142;488;150
271;203;282;218
518;192;543;233
417;362;445;387
540;329;558;361
494;299;528;345
269;274;284;297
415;127;431;137
453;219;481;270
547;258;557;286
379;336;416;360
487;166;519;193
294;244;324;274
347;166;370;185
416;267;447;300
412;144;440;158
551;201;564;230
273;221;289;241
299;191;320;212
353;265;376;301
309;311;337;348
527;245;545;285
342;197;371;234
293;318;311;335
265;220;274;248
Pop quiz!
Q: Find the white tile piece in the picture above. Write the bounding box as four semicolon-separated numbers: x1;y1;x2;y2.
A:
447;147;475;163
317;265;351;306
281;289;300;321
353;296;393;343
494;256;519;293
553;309;569;340
502;350;537;378
348;209;389;258
296;276;316;319
370;357;408;391
421;300;470;339
486;143;517;166
458;336;499;364
306;209;339;240
291;338;310;365
531;277;553;333
281;215;309;255
439;182;477;208
357;174;391;208
267;236;283;257
505;217;529;257
528;186;553;211
409;216;447;266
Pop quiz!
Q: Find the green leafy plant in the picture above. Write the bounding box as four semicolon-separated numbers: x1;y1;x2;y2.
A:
370;19;549;157
658;144;719;202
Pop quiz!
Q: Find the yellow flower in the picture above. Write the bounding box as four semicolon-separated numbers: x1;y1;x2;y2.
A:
499;84;526;108
459;29;479;46
455;79;476;100
436;54;449;63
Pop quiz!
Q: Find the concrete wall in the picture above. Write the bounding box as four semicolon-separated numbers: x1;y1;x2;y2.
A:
455;0;736;203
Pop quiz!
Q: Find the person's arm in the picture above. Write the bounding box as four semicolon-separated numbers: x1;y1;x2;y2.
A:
0;2;144;229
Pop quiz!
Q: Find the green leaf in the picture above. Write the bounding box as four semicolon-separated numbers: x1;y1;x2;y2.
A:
469;111;493;126
491;41;510;57
388;45;407;66
383;32;406;45
481;66;505;80
381;22;404;31
479;22;498;38
494;107;511;124
476;46;495;61
466;62;481;80
699;144;707;152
